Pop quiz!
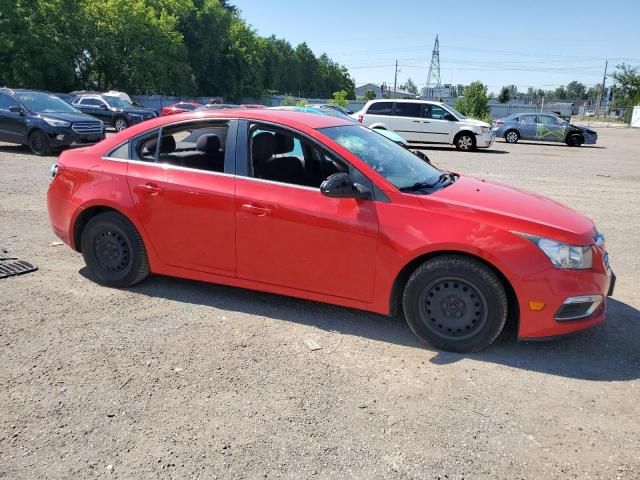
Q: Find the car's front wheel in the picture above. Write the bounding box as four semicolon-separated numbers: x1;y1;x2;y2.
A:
566;133;584;147
504;130;520;144
454;132;476;151
81;211;150;287
28;130;51;156
114;117;128;132
402;255;508;352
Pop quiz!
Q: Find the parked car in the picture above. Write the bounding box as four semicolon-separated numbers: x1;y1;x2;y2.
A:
354;99;494;151
585;110;596;117
0;88;104;155
160;102;202;116
493;113;597;146
195;104;245;111
71;93;157;132
47;109;614;352
269;105;409;147
241;104;266;109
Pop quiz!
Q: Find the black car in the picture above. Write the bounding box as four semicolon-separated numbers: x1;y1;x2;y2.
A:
71;93;157;132
0;88;105;156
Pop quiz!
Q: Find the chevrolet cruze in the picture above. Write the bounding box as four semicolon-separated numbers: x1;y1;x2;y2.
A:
47;109;615;352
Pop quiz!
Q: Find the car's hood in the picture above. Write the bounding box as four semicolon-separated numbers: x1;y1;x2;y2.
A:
459;118;491;128
35;111;101;123
421;175;595;244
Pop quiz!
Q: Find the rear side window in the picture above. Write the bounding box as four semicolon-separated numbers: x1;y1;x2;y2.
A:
366;102;393;116
394;102;421;118
0;94;20;111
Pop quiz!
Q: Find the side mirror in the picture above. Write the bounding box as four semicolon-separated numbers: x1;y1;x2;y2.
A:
320;173;370;200
100;104;108;110
9;106;24;115
444;113;457;121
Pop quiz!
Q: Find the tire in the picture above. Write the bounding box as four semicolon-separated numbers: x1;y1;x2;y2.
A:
454;132;476;151
504;130;520;144
28;130;51;156
80;211;150;288
402;255;508;352
566;133;584;147
114;117;128;132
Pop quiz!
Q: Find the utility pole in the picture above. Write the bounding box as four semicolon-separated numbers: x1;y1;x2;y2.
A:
597;60;608;112
393;60;398;99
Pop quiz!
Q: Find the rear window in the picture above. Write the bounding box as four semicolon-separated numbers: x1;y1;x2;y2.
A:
366;102;393;116
394;102;421;118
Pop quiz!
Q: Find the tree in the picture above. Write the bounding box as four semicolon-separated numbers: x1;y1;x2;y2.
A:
497;86;511;104
401;78;418;95
611;63;640;107
566;81;586;100
553;86;567;100
454;81;491;122
364;89;376;100
329;90;349;108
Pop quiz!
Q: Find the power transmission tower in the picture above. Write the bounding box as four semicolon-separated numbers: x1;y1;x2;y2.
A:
424;35;441;98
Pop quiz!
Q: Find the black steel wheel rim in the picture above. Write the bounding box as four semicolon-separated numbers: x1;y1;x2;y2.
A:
418;276;488;340
30;133;45;153
93;230;130;272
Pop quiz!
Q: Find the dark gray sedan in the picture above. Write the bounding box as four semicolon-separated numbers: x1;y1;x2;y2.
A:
493;113;597;146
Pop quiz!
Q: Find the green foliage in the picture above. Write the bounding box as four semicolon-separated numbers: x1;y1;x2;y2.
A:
282;94;297;106
497;87;510;104
364;89;376;100
454;81;491;122
329;90;349;108
611;63;640;108
401;78;418;95
296;99;307;106
0;0;355;100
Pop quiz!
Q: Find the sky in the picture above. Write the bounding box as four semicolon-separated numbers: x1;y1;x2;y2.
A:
232;0;640;93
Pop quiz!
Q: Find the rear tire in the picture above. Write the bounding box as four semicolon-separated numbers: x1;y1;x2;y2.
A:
454;132;476;151
566;133;584;147
80;211;150;287
402;255;508;352
28;130;51;156
504;130;520;144
114;117;128;132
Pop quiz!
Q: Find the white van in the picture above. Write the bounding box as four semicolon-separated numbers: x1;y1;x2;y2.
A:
354;99;494;151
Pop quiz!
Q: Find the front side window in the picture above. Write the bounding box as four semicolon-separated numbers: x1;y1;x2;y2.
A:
520;114;538;124
429;105;448;120
319;124;441;191
81;98;102;107
366;102;393;116
104;96;132;108
394;102;421;118
247;124;355;189
539;115;560;126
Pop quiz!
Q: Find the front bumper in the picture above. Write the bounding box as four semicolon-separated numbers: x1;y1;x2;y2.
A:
517;252;614;339
476;131;495;148
47;128;105;149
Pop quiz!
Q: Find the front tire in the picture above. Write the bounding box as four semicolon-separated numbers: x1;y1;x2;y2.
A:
454;132;476;151
566;133;584;147
402;255;508;352
28;130;51;156
81;211;150;287
504;130;520;144
114;117;128;132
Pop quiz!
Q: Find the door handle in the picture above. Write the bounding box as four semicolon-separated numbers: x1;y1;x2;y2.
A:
422;121;431;123
241;204;271;216
134;183;162;195
412;120;420;123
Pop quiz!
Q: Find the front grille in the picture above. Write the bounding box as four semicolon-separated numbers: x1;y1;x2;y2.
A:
72;122;103;134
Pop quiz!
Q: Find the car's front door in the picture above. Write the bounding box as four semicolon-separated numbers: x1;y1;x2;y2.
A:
421;104;454;143
124;120;237;276
517;114;539;140
0;94;27;143
537;114;567;143
234;122;379;302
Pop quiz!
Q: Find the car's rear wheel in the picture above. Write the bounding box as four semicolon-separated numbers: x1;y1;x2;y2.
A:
114;117;128;132
81;211;150;287
566;133;584;147
504;130;520;144
454;132;476;151
28;130;51;156
402;255;508;352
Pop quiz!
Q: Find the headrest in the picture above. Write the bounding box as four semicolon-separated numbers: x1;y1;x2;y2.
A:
274;133;294;154
147;135;176;154
252;132;275;162
196;134;221;152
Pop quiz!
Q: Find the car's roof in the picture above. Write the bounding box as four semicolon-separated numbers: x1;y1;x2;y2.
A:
1;88;49;95
366;98;444;106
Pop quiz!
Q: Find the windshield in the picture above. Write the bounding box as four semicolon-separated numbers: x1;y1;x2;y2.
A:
319;124;442;190
104;96;133;108
17;93;78;113
445;105;466;120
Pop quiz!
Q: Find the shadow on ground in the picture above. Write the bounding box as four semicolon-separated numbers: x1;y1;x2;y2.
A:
96;270;640;382
413;145;509;154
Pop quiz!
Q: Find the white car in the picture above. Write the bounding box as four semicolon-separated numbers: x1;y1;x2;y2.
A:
353;99;494;151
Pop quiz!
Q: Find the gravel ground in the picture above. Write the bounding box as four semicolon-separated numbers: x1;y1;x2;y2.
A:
1;127;639;479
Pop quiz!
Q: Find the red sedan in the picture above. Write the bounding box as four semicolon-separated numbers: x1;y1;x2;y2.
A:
160;102;202;116
47;110;615;352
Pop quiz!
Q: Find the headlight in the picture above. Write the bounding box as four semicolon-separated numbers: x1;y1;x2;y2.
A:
480;126;490;134
516;233;593;269
42;117;71;127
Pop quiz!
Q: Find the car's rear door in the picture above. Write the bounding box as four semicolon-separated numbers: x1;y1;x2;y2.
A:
124;119;238;276
388;102;423;142
234;121;379;302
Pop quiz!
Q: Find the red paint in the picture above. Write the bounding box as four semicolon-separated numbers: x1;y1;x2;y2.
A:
160;102;202;116
47;109;612;341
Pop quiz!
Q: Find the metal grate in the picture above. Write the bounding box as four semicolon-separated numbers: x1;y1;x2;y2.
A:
72;122;103;134
0;249;37;278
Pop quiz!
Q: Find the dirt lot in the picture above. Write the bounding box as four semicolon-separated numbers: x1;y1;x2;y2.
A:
1;127;639;479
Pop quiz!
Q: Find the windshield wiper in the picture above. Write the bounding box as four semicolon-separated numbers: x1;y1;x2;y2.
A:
399;172;457;193
399;181;437;192
434;172;457;186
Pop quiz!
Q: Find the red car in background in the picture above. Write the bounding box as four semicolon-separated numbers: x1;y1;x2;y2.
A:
47;109;614;352
160;102;202;116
